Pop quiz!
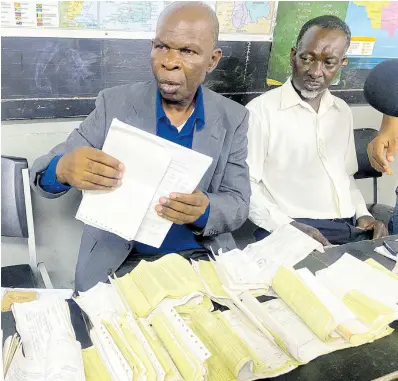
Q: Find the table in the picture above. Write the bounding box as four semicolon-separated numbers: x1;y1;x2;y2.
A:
2;237;397;381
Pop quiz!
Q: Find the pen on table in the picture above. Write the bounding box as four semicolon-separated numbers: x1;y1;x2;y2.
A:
382;241;397;257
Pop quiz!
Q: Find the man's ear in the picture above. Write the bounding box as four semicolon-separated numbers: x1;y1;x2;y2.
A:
290;47;296;67
207;48;222;73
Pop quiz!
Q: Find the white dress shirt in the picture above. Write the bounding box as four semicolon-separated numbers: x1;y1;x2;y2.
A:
246;80;371;232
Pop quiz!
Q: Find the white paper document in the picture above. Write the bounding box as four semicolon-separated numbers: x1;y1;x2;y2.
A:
215;224;323;288
374;245;397;261
12;299;75;360
135;134;213;248
76;118;212;247
316;253;398;309
76;119;172;241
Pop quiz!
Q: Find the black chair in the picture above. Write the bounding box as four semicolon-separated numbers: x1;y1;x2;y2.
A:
354;128;394;225
1;156;53;288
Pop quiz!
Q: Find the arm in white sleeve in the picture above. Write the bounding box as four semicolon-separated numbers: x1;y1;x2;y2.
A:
246;104;293;232
345;109;372;218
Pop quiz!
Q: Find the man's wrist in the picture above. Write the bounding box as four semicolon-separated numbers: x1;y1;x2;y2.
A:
55;155;67;185
380;115;398;137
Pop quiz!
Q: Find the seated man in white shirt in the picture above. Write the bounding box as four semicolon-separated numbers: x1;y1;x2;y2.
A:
246;15;388;246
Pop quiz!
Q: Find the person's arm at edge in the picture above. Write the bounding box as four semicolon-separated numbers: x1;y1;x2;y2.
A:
367;114;398;173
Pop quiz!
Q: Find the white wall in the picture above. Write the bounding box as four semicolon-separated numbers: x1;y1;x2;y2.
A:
1;105;397;288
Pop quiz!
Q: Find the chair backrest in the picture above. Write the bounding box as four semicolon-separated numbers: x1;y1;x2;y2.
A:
1;156;29;238
353;128;383;180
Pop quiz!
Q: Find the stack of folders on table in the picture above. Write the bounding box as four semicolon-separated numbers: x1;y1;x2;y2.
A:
4;230;398;380
75;118;213;248
79;249;397;380
3;298;85;381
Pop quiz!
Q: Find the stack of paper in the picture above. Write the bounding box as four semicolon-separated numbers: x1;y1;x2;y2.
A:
110;254;207;318
76;118;213;247
82;346;112;381
209;224;323;292
316;254;398;327
69;253;398;380
5;298;85;381
225;254;398;368
75;276;209;381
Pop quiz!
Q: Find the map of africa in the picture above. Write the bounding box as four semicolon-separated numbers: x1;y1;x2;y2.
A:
345;1;398;58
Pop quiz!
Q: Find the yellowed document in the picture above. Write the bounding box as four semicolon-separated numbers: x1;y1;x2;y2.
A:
221;309;298;378
272;267;340;342
151;312;206;381
114;254;205;317
364;258;398;280
189;307;263;380
103;320;147;381
136;318;183;381
82;346;112;381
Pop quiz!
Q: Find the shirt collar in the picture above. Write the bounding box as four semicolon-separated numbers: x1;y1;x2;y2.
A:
156;85;205;130
280;78;341;112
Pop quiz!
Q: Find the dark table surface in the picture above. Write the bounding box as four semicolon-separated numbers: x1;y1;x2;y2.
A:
2;236;398;381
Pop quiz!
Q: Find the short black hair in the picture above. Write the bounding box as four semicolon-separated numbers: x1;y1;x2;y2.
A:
296;15;351;49
159;1;219;46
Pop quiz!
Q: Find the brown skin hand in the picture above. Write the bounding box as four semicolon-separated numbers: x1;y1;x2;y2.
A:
151;3;222;225
290;26;348;112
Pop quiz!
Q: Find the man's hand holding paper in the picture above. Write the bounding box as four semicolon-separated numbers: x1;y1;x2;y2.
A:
56;146;124;191
156;190;209;225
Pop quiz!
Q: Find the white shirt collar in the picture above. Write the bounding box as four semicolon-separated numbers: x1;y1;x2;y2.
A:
280;79;341;113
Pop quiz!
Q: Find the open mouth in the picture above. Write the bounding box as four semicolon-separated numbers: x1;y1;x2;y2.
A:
159;80;181;94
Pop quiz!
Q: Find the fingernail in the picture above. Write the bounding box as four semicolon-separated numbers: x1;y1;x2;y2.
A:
118;163;124;171
155;205;163;212
118;172;123;179
170;193;178;199
160;197;167;205
117;180;122;185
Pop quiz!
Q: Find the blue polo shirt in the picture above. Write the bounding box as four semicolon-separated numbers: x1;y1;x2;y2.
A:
40;86;209;254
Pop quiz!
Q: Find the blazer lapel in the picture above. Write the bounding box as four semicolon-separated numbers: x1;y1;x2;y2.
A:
192;88;225;159
125;80;158;135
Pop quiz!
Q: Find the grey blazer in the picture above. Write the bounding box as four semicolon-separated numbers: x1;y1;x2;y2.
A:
30;81;251;291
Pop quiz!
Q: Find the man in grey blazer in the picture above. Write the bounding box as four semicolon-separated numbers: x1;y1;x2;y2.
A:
30;1;251;291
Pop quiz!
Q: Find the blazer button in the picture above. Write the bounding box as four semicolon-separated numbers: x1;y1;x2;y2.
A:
107;268;113;276
125;243;131;251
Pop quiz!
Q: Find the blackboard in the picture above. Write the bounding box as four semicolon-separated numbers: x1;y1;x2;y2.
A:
1;36;368;120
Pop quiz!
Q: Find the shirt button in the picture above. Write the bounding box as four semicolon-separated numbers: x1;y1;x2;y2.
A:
107;268;113;276
125;243;131;251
